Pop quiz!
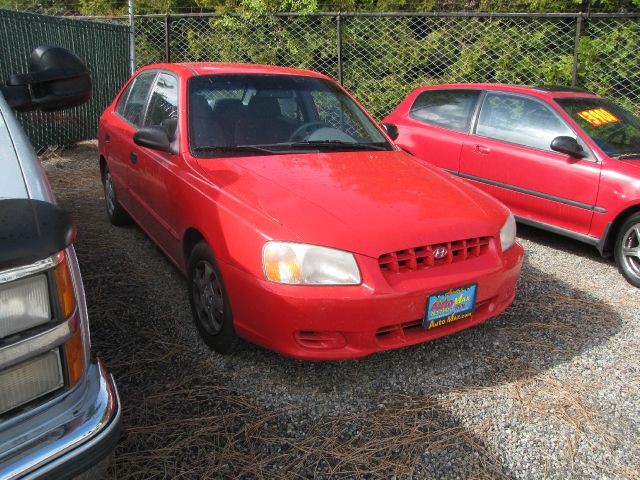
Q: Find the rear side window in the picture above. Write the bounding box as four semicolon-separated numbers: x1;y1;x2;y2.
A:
476;93;575;152
114;82;133;114
144;73;178;138
117;71;156;125
409;90;480;133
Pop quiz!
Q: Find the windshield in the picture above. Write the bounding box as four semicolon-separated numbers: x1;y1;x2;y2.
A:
555;97;640;158
188;74;392;156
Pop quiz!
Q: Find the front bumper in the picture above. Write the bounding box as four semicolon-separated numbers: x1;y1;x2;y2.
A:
224;241;524;360
0;359;121;480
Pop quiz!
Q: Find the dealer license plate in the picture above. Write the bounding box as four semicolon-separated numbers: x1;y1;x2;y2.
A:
423;284;477;330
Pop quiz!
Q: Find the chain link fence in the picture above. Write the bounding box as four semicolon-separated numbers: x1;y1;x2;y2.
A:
125;12;639;119
1;9;637;149
0;9;129;150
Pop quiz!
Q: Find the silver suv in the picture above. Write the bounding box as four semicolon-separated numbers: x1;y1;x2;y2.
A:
0;47;120;479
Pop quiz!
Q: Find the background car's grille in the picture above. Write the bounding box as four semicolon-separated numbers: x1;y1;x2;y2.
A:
378;237;491;273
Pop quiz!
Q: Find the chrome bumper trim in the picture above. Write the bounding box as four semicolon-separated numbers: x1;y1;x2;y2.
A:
0;313;76;371
0;359;121;480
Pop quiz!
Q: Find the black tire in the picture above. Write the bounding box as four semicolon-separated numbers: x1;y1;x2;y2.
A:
614;212;640;288
102;166;131;226
187;241;242;354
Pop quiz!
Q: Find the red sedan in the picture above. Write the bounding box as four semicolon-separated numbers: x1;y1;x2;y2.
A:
98;64;523;360
383;84;640;287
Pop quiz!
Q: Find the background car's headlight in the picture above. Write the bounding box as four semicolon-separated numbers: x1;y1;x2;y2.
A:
500;213;517;252
263;242;361;285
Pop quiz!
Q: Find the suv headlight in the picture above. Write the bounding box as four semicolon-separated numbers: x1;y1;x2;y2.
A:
263;242;361;285
500;213;517;252
0;250;86;415
0;274;51;338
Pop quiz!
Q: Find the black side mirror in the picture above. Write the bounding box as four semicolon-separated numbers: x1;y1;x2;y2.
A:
382;122;399;141
1;46;92;112
550;136;586;158
0;199;75;271
134;126;174;153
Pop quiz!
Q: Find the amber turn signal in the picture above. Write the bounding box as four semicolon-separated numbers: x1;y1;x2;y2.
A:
64;317;85;388
54;253;76;319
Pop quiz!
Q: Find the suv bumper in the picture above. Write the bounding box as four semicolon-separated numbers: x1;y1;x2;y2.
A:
0;359;121;480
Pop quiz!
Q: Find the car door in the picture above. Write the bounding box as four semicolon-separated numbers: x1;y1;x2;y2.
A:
459;91;602;235
395;89;481;172
105;70;157;214
130;71;182;261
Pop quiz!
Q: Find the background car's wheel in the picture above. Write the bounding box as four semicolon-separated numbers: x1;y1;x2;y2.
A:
187;241;242;354
614;212;640;288
102;166;130;226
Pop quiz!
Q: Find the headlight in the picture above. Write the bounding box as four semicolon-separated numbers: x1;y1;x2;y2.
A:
0;250;85;416
0;274;51;339
500;213;517;252
263;242;361;285
0;350;64;415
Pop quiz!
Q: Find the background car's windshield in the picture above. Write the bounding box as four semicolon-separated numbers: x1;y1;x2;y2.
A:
188;74;391;155
556;97;640;158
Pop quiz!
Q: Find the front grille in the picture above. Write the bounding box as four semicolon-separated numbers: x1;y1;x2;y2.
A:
378;237;491;273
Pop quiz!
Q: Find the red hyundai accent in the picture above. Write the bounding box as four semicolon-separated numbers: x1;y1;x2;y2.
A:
383;84;640;287
98;64;523;360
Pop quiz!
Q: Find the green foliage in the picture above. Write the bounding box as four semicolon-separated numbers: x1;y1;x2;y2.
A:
128;11;638;118
9;0;637;14
578;18;640;113
3;0;637;119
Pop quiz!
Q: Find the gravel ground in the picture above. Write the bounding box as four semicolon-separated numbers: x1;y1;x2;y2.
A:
43;141;639;479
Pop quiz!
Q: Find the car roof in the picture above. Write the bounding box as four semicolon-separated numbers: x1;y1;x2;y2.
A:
138;62;330;80
420;83;602;100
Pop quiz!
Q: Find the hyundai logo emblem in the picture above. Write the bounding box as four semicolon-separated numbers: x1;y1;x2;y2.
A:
433;247;448;259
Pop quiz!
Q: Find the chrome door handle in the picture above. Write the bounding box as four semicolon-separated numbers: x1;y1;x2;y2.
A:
473;145;491;154
473;145;491;155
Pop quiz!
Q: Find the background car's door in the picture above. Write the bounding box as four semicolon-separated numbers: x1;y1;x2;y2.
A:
106;70;157;213
459;91;602;235
132;71;182;262
393;89;481;172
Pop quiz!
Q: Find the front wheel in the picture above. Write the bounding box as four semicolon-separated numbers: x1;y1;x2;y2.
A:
187;241;242;354
614;212;640;288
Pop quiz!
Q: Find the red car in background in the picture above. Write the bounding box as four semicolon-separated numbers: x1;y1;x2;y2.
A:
384;84;640;287
98;64;523;360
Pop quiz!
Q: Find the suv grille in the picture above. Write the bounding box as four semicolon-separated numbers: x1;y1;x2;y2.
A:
378;237;491;273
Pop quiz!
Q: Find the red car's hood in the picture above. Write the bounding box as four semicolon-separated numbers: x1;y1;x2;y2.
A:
194;150;508;258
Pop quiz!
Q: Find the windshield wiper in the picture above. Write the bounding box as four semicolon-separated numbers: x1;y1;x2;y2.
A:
283;141;390;151
614;153;640;159
193;145;276;155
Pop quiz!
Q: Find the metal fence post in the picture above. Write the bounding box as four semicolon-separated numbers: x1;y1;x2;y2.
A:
336;13;343;85
572;13;584;87
128;0;135;74
164;14;171;63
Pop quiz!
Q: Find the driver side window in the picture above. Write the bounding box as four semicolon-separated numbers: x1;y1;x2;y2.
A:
476;93;575;152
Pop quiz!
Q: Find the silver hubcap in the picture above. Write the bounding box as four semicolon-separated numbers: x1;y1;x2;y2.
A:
192;260;224;335
104;172;116;216
621;223;640;280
